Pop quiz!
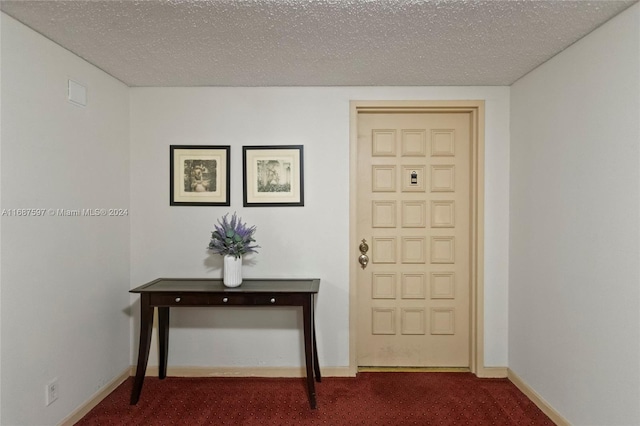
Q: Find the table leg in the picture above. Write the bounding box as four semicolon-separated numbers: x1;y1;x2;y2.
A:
130;294;154;404
158;307;170;380
303;297;317;409
313;321;321;382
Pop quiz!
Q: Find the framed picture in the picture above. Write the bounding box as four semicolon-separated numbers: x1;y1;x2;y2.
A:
170;145;230;206
243;145;304;207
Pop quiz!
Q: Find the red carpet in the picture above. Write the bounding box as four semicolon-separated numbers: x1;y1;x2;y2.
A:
76;373;554;425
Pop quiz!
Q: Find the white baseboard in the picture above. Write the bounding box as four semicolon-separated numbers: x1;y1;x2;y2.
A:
140;365;354;378
147;365;505;379
507;368;569;426
58;368;130;426
476;366;508;378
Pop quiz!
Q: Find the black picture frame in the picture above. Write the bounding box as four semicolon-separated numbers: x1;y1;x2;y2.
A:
243;145;304;207
170;145;231;206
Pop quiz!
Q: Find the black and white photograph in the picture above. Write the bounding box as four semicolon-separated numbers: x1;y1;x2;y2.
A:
184;159;217;193
257;159;292;193
170;145;230;206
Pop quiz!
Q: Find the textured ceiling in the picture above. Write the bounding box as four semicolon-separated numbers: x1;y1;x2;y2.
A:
1;0;637;87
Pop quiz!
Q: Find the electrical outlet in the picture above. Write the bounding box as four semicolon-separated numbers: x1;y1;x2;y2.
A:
46;378;59;406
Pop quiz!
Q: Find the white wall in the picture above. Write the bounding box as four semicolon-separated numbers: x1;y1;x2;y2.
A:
130;86;510;370
0;14;131;426
0;11;4;423
510;4;640;425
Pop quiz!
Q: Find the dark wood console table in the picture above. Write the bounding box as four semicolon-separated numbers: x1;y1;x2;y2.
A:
129;278;321;408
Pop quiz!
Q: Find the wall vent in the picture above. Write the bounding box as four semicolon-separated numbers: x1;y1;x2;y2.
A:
68;79;87;107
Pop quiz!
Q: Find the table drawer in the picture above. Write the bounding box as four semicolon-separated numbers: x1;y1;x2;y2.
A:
252;295;290;305
207;295;287;306
150;294;212;306
214;294;256;305
149;293;306;306
149;293;300;306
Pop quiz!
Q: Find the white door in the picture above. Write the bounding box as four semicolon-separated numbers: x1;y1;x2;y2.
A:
356;110;472;367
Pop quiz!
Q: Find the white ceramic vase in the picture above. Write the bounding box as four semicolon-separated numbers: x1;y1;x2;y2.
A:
223;255;243;287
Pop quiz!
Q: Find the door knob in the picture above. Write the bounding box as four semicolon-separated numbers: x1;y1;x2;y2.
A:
358;239;369;269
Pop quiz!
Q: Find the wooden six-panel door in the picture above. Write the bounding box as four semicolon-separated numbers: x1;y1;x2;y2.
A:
357;111;471;367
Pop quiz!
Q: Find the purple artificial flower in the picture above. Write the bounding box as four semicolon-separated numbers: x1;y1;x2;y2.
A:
208;212;259;258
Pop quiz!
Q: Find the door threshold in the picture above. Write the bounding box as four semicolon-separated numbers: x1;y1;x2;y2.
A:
358;366;471;373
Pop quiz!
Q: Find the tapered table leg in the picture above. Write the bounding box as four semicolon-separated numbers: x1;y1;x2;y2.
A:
158;307;170;380
303;297;317;409
130;295;154;404
312;296;321;382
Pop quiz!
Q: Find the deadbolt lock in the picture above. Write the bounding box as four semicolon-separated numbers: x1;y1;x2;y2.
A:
358;239;369;269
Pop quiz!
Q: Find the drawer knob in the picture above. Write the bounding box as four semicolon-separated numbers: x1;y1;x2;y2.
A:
175;297;181;302
223;297;228;303
270;298;276;304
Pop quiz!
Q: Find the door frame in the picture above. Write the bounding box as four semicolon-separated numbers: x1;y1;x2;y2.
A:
349;100;489;377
